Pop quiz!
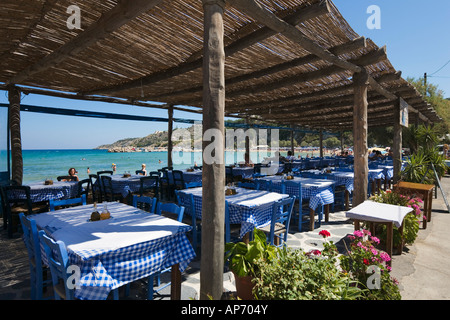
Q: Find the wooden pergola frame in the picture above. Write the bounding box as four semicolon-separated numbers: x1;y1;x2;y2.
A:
0;0;442;299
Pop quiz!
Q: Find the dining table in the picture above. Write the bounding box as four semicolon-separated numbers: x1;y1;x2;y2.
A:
231;167;255;179
179;169;203;185
97;174;144;197
255;175;335;231
12;180;79;203
31;201;196;300
346;200;413;266
177;187;288;238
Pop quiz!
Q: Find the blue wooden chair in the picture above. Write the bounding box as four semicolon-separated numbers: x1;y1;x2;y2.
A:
19;213;51;300
237;181;258;190
38;230;121;300
156;201;185;222
270;181;286;194
139;176;160;200
258;196;296;247
175;191;200;253
284;181;322;232
38;230;75;300
132;195;157;214
184;181;202;189
49;194;86;211
147;201;185;300
225;201;240;244
255;180;272;191
1;185;34;238
77;179;91;202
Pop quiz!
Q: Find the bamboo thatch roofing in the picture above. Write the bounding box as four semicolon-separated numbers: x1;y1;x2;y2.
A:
0;0;441;130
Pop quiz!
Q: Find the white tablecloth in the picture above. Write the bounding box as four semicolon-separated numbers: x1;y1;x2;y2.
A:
346;200;413;228
31;202;195;300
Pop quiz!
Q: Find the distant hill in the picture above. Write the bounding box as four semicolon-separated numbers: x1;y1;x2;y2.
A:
95;126;198;150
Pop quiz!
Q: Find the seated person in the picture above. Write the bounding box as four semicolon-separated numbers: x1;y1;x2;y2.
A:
139;163;147;175
68;168;79;181
284;150;296;162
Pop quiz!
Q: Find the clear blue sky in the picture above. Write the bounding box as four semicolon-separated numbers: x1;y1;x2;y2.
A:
1;0;449;149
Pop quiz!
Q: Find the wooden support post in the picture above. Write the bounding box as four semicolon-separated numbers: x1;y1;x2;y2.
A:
340;130;344;154
319;129;323;158
7;85;23;185
245;117;250;164
393;99;402;184
167;105;174;168
201;0;226;301
290;125;294;155
352;70;369;207
170;264;181;300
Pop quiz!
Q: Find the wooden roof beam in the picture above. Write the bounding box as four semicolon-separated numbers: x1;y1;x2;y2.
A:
226;71;401;110
145;36;367;102
229;92;387;116
84;0;331;96
227;0;361;73
201;46;387;103
7;0;164;85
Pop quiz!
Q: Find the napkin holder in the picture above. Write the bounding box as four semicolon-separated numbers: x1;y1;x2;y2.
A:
225;188;237;196
44;179;53;185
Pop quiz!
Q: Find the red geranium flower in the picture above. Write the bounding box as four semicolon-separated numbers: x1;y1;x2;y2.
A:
319;230;331;238
363;259;370;265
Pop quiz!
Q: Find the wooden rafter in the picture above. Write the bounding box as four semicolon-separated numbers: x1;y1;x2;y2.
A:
84;0;332;96
7;0;164;85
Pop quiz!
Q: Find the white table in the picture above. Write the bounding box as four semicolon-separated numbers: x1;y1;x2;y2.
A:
346;201;413;265
31;201;195;300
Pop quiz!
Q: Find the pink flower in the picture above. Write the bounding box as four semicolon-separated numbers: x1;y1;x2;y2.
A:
370;236;380;244
371;248;379;256
353;230;364;238
363;229;371;236
380;252;391;262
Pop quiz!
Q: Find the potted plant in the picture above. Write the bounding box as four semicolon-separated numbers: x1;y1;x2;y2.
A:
340;230;401;300
224;229;277;300
252;231;362;300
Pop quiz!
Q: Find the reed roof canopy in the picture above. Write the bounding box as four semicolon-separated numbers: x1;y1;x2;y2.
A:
0;0;441;129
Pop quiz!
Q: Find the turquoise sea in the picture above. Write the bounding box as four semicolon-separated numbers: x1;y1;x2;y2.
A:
21;149;303;184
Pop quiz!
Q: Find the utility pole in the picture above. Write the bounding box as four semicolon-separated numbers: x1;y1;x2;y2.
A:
424;72;427;97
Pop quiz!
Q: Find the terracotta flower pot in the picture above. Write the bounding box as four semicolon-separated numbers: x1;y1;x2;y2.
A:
233;273;255;300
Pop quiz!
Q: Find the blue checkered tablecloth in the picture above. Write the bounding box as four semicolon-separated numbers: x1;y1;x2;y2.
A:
256;176;335;210
232;167;255;179
182;170;203;184
377;165;394;180
368;169;385;181
95;174;144;197
177;187;288;237
325;172;354;192
10;181;79;203
31;202;195;300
